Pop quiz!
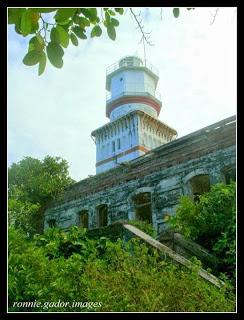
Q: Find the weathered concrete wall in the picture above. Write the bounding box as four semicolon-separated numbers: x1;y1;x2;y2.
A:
44;116;236;233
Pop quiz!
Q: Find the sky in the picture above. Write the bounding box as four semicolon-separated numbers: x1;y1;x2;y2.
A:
8;7;237;181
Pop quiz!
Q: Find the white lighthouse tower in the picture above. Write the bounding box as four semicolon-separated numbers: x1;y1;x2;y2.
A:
91;56;177;174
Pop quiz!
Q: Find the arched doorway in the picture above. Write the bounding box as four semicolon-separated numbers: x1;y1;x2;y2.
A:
132;192;152;223
222;165;236;184
77;210;89;228
189;174;210;202
96;204;108;227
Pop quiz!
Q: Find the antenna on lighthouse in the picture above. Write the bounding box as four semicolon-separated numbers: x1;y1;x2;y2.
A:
142;36;147;66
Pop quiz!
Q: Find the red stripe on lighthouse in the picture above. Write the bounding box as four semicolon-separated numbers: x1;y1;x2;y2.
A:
106;96;162;117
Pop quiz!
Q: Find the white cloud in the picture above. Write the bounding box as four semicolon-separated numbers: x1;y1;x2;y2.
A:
8;7;237;181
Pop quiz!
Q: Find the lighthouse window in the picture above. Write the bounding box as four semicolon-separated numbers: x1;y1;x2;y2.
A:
120;77;123;82
112;141;115;152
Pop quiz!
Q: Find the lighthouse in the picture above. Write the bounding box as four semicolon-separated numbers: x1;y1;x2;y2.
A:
91;56;177;174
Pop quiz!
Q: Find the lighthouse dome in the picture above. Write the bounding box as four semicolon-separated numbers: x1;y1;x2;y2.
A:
118;56;143;68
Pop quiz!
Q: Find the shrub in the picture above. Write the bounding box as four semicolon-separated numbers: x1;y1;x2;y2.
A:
8;226;235;312
170;182;236;281
125;219;156;238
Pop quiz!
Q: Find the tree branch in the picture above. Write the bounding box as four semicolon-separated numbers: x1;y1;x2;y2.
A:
210;8;219;25
129;8;154;46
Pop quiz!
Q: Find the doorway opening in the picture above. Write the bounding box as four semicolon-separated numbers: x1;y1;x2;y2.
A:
222;166;236;184
132;192;152;223
96;204;108;227
77;210;89;228
48;219;56;228
189;174;210;202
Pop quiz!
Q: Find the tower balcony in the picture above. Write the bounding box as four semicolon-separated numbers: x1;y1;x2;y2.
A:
106;56;159;91
106;56;159;77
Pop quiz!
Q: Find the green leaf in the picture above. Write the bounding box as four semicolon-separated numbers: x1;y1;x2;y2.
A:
46;42;64;69
50;27;60;43
91;25;102;38
23;50;42;66
60;21;72;32
73;15;80;24
30;8;57;13
56;25;69;48
8;8;25;24
72;26;87;39
15;23;22;35
38;52;47;76
30;21;39;34
107;9;116;16
55;8;76;23
114;8;124;15
20;10;32;36
111;18;119;27
89;8;98;19
105;11;111;24
70;33;78;46
74;16;90;28
173;8;180;18
107;25;116;40
28;43;35;52
57;19;71;26
80;8;97;22
29;35;45;51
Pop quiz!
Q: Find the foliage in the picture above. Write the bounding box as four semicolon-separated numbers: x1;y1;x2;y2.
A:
8;156;75;235
170;182;236;281
8;198;41;236
8;7;194;75
8;226;235;312
125;219;156;238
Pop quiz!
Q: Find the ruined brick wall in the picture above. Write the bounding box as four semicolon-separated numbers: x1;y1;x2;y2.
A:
44;116;236;234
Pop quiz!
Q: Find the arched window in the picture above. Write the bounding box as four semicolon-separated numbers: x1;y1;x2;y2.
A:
77;210;89;228
222;165;236;184
117;138;121;150
189;174;210;202
96;204;108;227
112;141;115;152
132;192;152;223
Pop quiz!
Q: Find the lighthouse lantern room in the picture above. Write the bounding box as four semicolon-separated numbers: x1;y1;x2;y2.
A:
91;56;177;174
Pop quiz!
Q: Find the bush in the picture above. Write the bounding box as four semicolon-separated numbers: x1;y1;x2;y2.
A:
125;220;156;238
170;182;236;281
8;226;235;312
8;156;75;235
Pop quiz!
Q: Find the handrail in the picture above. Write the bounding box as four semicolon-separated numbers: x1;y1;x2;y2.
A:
106;58;159;77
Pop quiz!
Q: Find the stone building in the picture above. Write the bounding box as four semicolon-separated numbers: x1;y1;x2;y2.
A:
44;56;236;234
